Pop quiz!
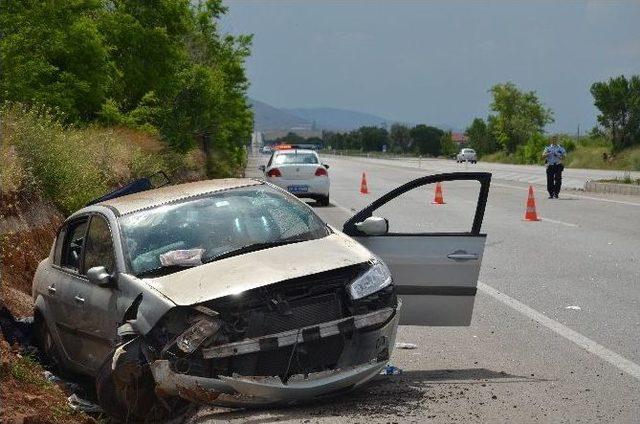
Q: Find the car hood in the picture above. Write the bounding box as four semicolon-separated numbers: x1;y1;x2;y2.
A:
143;232;374;306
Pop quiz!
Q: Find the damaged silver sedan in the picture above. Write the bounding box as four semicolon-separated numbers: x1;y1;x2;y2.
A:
31;173;490;421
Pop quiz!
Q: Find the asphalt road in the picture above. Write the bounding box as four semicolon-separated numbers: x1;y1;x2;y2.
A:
190;153;640;423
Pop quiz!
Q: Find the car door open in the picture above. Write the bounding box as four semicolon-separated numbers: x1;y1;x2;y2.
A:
343;172;491;326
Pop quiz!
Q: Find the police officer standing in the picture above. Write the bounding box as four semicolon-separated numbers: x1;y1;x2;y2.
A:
542;136;566;199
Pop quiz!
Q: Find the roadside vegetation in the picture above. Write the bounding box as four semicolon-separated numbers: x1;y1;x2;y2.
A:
0;0;253;179
464;76;640;171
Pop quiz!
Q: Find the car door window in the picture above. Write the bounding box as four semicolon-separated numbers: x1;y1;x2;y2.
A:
61;220;89;271
374;180;481;233
53;227;66;265
83;215;116;275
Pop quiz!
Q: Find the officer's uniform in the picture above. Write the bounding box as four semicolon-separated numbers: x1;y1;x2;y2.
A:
543;144;566;198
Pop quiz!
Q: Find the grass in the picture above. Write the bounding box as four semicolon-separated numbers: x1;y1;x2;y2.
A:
9;354;52;387
565;145;640;171
1;103;204;215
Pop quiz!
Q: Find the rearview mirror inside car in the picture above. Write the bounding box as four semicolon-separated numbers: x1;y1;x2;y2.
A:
87;266;113;287
258;165;266;172
355;216;389;236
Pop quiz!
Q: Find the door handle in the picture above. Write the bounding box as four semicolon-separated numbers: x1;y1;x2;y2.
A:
74;295;85;304
447;251;478;261
47;285;56;294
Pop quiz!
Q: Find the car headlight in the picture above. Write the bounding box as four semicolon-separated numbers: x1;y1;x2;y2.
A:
348;260;393;300
176;317;221;354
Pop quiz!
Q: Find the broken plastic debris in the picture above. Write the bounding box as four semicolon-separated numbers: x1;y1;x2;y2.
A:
380;365;403;375
67;394;103;414
43;370;62;384
159;248;204;267
565;305;581;310
395;342;417;349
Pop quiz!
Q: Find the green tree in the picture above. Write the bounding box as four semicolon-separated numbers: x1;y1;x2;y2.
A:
465;118;498;156
410;124;444;156
358;126;389;151
389;123;412;153
488;82;554;153
517;132;548;164
0;0;113;121
440;131;458;157
590;75;640;152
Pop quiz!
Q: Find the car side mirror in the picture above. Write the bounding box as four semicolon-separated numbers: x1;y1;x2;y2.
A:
355;216;389;236
258;165;266;172
87;266;113;287
323;163;329;169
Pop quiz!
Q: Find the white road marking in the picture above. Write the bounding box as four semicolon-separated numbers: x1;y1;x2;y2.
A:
478;282;640;380
330;200;357;215
541;217;579;227
491;182;640;207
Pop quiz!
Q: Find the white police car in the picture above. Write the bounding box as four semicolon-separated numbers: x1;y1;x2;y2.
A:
260;148;331;206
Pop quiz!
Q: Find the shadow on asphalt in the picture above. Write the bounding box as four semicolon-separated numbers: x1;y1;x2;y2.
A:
185;368;547;423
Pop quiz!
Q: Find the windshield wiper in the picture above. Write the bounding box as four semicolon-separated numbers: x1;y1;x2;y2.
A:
203;237;308;264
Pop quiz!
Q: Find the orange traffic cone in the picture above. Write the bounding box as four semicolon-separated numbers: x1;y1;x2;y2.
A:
524;185;541;221
432;182;445;204
360;172;369;194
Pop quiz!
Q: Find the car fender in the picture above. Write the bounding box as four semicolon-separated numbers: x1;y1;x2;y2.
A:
116;273;177;336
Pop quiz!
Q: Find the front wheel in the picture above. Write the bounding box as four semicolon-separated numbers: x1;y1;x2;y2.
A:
96;338;186;422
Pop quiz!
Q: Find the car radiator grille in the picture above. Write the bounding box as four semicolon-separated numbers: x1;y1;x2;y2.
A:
246;293;343;338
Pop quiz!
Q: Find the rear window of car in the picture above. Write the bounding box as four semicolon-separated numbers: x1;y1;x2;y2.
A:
273;152;319;165
463;149;475;153
118;185;330;276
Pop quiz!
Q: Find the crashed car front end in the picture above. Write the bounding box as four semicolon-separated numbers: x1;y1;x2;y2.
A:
128;262;400;407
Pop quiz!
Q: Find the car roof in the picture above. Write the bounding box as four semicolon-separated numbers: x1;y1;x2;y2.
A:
99;178;263;216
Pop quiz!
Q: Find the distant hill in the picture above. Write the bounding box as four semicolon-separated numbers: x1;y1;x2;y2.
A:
284;107;391;131
249;99;311;131
250;98;456;132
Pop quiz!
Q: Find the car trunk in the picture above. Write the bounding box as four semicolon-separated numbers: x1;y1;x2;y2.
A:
277;164;319;180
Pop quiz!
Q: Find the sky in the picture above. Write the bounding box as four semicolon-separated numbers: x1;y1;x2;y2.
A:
221;0;640;132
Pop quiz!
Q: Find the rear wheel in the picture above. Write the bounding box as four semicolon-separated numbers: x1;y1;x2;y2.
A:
318;195;330;207
33;313;70;378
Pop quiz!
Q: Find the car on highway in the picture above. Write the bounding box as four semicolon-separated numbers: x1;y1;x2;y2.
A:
31;173;490;421
260;148;331;206
261;145;272;154
456;148;477;163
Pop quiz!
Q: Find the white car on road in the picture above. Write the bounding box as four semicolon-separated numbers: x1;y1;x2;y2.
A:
261;148;330;206
456;148;477;163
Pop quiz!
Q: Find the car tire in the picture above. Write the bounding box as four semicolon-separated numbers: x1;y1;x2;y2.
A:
33;312;71;378
319;195;330;207
96;339;186;423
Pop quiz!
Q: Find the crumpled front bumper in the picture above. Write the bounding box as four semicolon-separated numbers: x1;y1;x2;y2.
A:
150;302;401;407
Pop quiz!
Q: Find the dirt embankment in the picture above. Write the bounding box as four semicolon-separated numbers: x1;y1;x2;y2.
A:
0;192;62;316
0;193;92;423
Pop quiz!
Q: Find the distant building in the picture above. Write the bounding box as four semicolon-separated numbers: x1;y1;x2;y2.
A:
451;132;469;145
